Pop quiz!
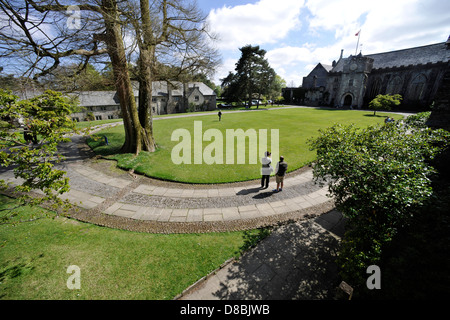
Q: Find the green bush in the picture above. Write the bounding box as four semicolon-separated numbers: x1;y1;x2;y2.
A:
309;120;449;293
404;111;431;128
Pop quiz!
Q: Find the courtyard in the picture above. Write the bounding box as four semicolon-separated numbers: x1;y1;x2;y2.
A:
0;106;405;299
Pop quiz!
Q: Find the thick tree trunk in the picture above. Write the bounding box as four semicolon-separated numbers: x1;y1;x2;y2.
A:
138;49;156;152
136;0;157;152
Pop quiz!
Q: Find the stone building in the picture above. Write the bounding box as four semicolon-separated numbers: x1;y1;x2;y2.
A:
302;36;450;110
69;81;216;121
70;90;124;122
150;81;216;115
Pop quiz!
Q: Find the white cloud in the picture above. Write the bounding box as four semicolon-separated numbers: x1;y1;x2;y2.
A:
265;43;344;83
209;0;450;87
213;57;239;85
305;0;450;54
208;0;305;50
266;46;314;65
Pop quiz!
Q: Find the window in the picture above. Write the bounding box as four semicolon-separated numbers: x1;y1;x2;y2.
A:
348;79;354;86
408;74;427;100
195;95;200;102
95;115;102;121
369;78;382;100
152;97;157;102
387;76;403;94
108;115;114;119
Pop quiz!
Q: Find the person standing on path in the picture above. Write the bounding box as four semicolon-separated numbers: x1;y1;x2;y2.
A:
273;156;287;192
260;151;273;189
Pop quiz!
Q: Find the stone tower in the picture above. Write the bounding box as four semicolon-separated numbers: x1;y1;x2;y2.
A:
336;53;374;108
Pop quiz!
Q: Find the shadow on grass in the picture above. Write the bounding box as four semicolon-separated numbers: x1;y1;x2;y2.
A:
87;132;124;156
363;114;390;117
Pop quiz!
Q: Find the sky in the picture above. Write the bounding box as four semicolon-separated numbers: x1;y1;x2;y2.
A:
196;0;450;87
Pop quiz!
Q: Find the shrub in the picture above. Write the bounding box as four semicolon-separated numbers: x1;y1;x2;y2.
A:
404;111;431;128
308;121;449;293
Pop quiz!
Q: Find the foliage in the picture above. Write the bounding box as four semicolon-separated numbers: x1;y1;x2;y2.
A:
221;45;277;106
38;63;115;92
404;111;431;128
239;227;272;253
0;89;78;223
308;119;449;292
368;94;402;115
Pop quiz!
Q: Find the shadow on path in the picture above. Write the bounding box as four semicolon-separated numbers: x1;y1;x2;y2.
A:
180;210;346;300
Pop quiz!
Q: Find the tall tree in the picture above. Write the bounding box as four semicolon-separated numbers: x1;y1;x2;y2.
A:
221;45;276;107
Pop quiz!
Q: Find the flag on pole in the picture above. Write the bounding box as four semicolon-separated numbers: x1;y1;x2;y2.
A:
355;30;361;55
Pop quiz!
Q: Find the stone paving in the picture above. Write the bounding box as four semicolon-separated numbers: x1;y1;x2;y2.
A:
63;162;330;224
178;209;346;300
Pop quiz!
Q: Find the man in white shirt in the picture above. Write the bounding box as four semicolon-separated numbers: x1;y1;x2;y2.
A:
260;151;273;189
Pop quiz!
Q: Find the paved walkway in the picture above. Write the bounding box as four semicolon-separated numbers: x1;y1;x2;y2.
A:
177;209;346;300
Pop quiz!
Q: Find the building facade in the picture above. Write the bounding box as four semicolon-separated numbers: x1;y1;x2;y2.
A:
302;36;450;110
69;81;216;121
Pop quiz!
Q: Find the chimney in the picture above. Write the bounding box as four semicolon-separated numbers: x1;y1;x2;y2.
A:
340;49;344;59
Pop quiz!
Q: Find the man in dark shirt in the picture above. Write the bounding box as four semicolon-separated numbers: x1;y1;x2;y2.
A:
273;156;287;192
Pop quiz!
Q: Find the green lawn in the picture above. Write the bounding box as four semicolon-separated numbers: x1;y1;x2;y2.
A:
0;195;247;300
88;108;403;184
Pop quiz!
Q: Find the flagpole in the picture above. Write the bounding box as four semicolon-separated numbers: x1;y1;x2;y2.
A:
355;30;361;55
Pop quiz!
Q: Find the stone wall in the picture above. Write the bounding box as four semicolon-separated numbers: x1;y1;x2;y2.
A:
427;66;450;130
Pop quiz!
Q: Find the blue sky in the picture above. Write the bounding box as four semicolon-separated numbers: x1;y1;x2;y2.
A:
196;0;450;86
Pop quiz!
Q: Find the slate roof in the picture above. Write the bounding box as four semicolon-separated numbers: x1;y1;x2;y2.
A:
320;63;333;72
73;90;135;107
151;81;215;97
330;41;449;73
366;42;450;70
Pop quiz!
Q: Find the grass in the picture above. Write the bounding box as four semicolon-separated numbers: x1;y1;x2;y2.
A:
88;108;403;184
74;119;123;130
0;195;248;300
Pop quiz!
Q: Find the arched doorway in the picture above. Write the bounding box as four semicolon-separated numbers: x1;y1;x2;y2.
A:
343;94;353;107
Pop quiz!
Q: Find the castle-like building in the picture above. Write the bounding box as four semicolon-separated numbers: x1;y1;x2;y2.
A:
302;36;450;110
